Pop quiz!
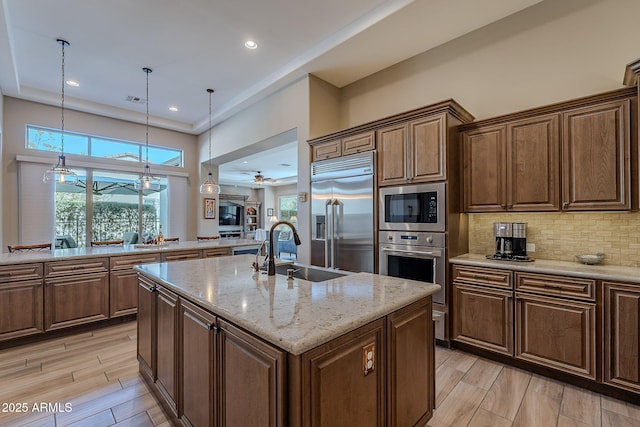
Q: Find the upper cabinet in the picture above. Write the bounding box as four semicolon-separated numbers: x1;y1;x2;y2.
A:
378;115;447;185
311;131;375;161
461;87;637;212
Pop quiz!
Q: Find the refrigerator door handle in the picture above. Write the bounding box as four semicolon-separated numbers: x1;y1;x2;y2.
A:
325;199;332;268
332;199;343;269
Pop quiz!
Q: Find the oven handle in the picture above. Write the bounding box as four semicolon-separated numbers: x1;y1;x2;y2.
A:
381;247;442;258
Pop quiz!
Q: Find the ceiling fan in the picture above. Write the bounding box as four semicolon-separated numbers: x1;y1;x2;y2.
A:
252;171;275;185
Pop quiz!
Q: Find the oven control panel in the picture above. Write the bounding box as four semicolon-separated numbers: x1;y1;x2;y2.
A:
380;231;445;248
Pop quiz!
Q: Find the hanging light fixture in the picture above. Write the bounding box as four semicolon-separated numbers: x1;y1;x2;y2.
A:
199;88;221;194
134;67;160;191
43;39;78;184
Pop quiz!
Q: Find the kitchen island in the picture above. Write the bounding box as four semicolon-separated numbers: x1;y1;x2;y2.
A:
135;254;440;426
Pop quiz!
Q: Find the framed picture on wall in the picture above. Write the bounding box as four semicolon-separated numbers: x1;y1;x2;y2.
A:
267;208;274;216
204;198;216;219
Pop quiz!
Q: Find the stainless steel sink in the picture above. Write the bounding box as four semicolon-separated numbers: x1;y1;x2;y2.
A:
274;263;349;282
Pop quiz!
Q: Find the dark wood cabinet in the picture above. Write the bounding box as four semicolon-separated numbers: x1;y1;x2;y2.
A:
110;253;161;317
161;250;202;263
137;275;156;381
461;88;636;213
603;281;640;393
218;319;285;427
387;298;434;427
311;131;375;161
379;115;446;186
302;318;386;426
462;115;561;212
515;291;596;380
180;299;217;427
156;285;179;416
44;258;109;330
202;247;232;258
0;263;44;341
562;99;631;210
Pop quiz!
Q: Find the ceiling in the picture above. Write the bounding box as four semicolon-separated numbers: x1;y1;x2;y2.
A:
0;0;544;186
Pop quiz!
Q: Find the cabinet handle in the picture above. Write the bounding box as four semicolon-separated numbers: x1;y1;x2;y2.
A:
562;202;569;209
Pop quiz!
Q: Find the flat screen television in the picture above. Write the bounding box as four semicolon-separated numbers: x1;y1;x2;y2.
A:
219;205;242;226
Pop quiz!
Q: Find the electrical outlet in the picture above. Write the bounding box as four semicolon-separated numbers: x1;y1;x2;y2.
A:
362;343;375;376
526;243;535;253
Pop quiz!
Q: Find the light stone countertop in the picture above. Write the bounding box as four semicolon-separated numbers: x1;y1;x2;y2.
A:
0;239;261;265
450;253;640;285
135;254;441;355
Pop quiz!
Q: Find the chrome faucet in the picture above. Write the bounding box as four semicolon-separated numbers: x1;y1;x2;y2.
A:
268;221;301;276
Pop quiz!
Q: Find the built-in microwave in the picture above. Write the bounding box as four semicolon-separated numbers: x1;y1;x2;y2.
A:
379;182;445;232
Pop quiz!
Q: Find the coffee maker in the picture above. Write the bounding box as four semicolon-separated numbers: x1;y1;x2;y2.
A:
492;222;531;261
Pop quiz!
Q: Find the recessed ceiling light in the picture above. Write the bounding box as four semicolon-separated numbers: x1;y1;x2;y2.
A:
169;106;179;112
66;80;79;87
244;40;258;50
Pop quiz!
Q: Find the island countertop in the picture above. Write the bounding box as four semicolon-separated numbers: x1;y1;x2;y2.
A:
0;238;261;265
135;254;441;355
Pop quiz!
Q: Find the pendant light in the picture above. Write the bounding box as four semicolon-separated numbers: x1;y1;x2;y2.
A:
43;39;78;184
134;67;160;191
199;88;221;194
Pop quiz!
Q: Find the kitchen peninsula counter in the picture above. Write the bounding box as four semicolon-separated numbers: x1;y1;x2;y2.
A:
0;238;260;265
135;254;440;426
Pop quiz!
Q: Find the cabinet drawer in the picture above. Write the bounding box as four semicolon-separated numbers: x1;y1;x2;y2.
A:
202;247;232;258
45;258;109;277
452;265;512;289
312;140;341;161
515;272;595;301
0;263;43;283
161;250;201;262
342;132;375;155
110;253;162;270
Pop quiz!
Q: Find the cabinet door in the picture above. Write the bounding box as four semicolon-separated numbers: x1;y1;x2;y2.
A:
387;298;433;427
162;250;201;262
410;115;446;183
137;277;156;381
342;131;375;156
312;140;341;161
110;269;138;317
603;281;640;393
452;283;513;355
507;114;560;211
181;299;217;427
156;286;179;415
218;319;285;427
515;293;596;379
562;99;631;210
0;279;43;341
44;272;109;330
378;123;409;186
302;319;386;427
462;125;507;212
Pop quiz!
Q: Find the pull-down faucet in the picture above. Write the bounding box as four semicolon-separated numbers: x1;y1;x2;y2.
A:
268;221;301;276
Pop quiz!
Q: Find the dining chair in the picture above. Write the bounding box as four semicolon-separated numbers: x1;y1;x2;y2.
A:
7;243;52;253
90;240;125;247
197;236;220;241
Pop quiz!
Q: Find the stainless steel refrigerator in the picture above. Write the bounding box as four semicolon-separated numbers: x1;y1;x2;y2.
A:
310;152;375;273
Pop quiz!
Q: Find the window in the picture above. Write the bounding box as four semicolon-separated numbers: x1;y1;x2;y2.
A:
27;125;183;167
279;195;298;224
55;168;167;246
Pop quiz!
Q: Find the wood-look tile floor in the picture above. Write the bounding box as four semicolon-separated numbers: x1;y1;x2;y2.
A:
1;321;639;427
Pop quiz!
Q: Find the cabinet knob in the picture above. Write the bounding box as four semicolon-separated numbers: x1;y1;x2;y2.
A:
562;202;569;209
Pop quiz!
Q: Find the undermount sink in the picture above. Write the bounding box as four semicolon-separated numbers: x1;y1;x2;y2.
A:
274;263;349;282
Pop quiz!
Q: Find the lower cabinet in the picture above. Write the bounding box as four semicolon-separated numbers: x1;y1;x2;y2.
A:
110;253;161;317
0;278;44;341
603;281;640;393
181;299;217;427
137;275;156;380
44;258;110;330
156;285;179;416
218;319;285;427
302;319;386;426
515;292;596;379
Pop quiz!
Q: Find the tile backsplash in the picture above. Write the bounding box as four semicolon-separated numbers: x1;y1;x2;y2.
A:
468;212;640;267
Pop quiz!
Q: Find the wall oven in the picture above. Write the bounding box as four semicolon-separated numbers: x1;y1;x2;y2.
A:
379;182;445;232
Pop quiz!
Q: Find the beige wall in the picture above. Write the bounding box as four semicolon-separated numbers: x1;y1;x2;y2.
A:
308;75;341;138
469;212;640;267
339;0;640;128
2;97;199;247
